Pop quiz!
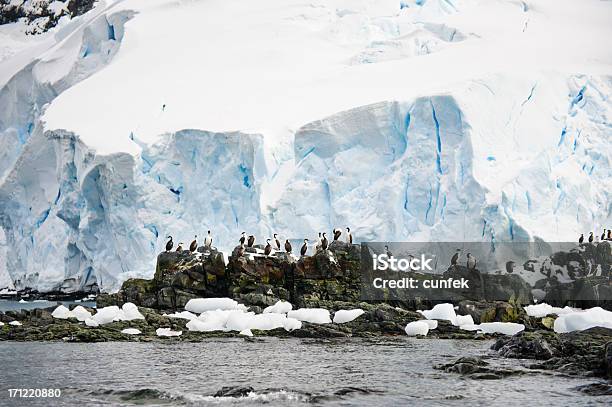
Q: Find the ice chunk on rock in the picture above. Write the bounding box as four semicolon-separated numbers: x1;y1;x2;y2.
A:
287;308;332;324
71;306;92;322
333;309;365;324
156;328;182;337
185;298;241;313
421;319;438;329
51;305;73;319
91;306;121;325
525;303;577;318
455;314;474;326
9;321;22;326
85;318;99;327
239;329;253;336
122;302;145;320
554;307;612;333
417;303;456;323
165;311;198;320
460;322;525;335
405;321;429;336
263;300;293;314
121;328;142;335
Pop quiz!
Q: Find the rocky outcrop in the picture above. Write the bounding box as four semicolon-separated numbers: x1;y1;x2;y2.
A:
0;0;96;34
491;327;612;378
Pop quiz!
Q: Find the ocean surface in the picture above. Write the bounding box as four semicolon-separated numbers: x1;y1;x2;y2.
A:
0;338;607;406
0;299;96;312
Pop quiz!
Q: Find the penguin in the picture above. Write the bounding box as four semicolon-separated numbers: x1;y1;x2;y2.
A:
204;230;213;249
237;243;245;257
300;239;309;256
321;233;328;250
333;229;341;241
285;239;292;254
247;235;255;247
315;233;322;251
601;229;607;241
189;235;198;252
239;232;246;245
165;236;174;252
505;261;515;274
578;233;584;244
384;245;392;258
345;227;352;245
274;234;281;250
588;232;594;243
176;242;184;253
264;239;272;256
450;249;461;266
466;253;476;270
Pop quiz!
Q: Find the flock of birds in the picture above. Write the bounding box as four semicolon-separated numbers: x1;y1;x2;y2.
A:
163;227;353;258
578;229;611;244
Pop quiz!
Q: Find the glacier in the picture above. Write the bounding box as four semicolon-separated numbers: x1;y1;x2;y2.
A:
0;0;610;292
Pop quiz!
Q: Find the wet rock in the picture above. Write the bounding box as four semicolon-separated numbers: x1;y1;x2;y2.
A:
574;382;612;396
214;386;254;398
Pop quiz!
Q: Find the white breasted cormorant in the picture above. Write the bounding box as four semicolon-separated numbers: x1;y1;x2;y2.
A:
601;229;607;241
300;239;309;256
239;232;246;245
189;235;198;252
579;234;584;244
165;236;173;252
345;227;352;244
264;239;272;256
333;229;341;241
451;249;461;266
176;242;184;253
274;234;281;250
321;233;328;250
315;233;322;251
285;239;292;253
588;232;594;243
204;230;212;248
466;253;476;270
384;245;392;257
247;235;255;247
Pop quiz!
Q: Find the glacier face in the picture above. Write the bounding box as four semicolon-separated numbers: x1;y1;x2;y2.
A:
0;0;610;291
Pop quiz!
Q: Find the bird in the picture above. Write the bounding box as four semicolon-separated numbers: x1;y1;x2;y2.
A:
239;232;246;245
607;230;611;241
204;230;213;248
273;234;281;250
321;233;328;250
333;229;341;241
264;239;272;256
300;239;309;256
247;235;255;247
450;249;461;266
176;242;184;253
237;243;245;257
345;227;352;245
466;253;476;270
384;245;392;257
588;232;594;243
601;229;607;241
285;239;292;253
505;261;515;274
315;233;322;251
579;234;584;244
165;236;173;251
189;235;198;252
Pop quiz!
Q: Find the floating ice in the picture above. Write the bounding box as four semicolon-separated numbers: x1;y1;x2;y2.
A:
405;321;429;336
332;309;365;324
525;303;578;318
287;308;332;324
554;307;612;333
185;298;241;313
9;321;22;326
156;328;182;337
121;328;142;335
18;299;27;303
263;300;293;314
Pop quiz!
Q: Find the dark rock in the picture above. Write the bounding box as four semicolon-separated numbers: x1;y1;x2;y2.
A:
574;382;612;396
0;0;96;34
214;386;254;398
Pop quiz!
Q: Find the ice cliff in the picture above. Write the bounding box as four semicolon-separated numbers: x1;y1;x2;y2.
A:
0;0;610;291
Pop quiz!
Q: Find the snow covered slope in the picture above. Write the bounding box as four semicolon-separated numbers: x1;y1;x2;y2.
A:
0;0;610;291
